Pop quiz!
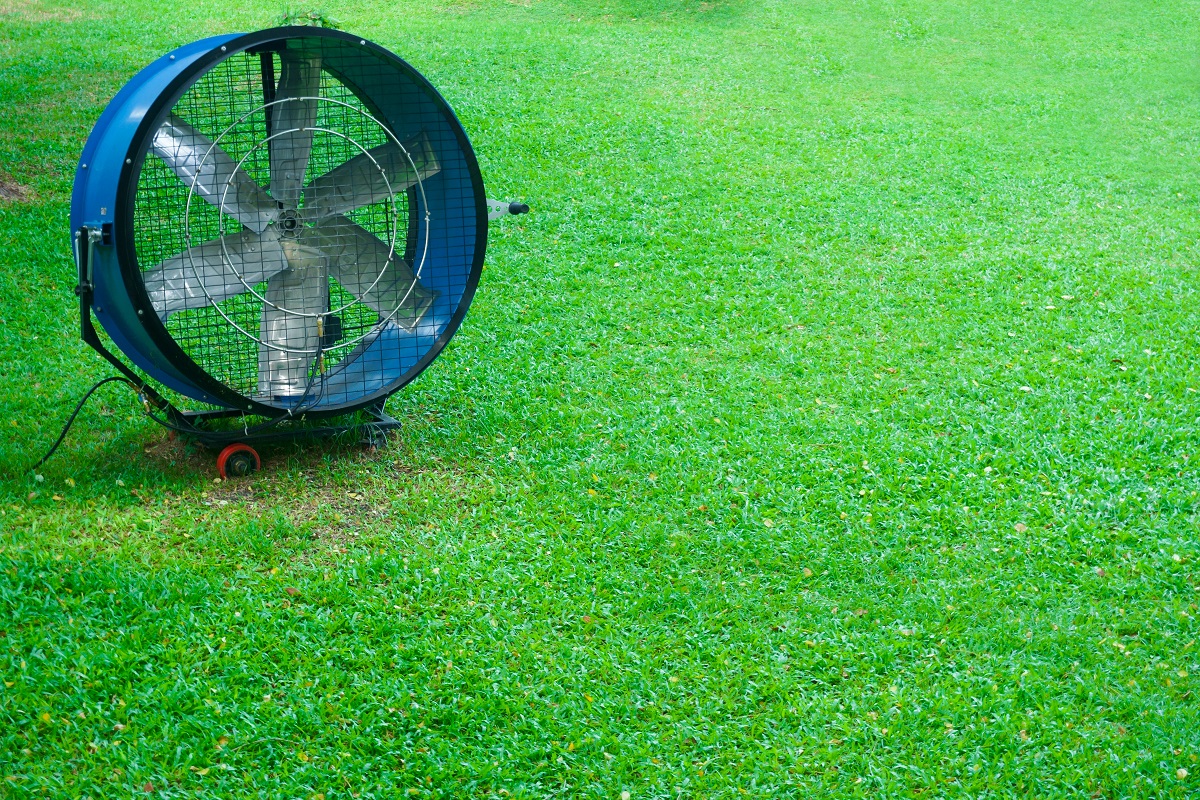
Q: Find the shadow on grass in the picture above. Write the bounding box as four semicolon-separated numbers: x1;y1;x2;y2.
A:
3;418;482;570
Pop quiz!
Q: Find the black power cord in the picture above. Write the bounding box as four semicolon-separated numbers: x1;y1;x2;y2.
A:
32;345;335;472
30;376;139;473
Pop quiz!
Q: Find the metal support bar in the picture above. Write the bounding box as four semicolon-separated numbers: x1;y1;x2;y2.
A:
173;402;401;450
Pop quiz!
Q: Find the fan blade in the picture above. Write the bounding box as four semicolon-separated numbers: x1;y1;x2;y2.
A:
150;114;278;234
303;215;437;331
143;230;288;320
257;240;327;398
301;132;441;220
269;50;322;209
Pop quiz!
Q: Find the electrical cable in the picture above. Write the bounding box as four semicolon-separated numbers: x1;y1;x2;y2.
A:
30;376;140;473
33;343;337;473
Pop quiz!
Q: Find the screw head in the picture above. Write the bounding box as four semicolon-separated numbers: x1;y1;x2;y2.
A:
220;46;227;52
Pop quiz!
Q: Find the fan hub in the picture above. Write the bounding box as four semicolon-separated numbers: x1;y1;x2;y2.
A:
277;208;303;236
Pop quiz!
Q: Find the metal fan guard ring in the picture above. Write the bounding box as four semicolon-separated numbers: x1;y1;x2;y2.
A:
183;102;430;356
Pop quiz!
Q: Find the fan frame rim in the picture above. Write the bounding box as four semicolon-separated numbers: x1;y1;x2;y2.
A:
113;25;488;419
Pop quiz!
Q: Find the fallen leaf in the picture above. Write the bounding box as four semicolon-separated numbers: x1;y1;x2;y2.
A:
802;567;814;578
1095;567;1106;578
284;587;300;596
1019;386;1032;393
143;782;154;792
1014;522;1028;533
854;609;868;617
1179;768;1190;780
763;518;774;527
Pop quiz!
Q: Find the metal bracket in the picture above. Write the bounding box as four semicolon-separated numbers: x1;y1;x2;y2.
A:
487;198;530;221
73;226;100;303
73;224;181;422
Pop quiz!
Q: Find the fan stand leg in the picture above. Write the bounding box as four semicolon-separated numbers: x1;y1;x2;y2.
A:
360;401;398;450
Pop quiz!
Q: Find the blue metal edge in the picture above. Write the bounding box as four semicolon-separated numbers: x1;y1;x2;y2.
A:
70;34;242;408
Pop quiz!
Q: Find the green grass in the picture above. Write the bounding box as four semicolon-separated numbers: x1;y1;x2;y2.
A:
2;0;1199;796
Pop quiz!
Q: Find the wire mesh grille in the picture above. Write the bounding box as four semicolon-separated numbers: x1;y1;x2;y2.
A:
130;39;459;410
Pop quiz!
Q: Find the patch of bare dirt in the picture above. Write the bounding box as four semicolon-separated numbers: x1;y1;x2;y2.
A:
139;432;474;554
0;178;33;204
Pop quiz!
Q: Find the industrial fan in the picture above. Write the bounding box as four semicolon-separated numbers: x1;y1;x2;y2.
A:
69;27;526;476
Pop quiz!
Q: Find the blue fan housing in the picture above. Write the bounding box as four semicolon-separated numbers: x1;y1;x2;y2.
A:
71;28;487;415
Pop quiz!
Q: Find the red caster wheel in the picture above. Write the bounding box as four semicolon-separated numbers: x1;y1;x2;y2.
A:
216;443;260;479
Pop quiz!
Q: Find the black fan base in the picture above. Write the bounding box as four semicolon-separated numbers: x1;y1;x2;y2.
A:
171;401;400;451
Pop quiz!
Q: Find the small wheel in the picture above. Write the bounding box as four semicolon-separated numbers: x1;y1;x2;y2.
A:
217;443;260;479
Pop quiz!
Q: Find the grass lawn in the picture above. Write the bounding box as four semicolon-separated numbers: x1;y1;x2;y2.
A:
2;0;1199;795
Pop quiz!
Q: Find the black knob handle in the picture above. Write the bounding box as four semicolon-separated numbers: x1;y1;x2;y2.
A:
508;202;530;215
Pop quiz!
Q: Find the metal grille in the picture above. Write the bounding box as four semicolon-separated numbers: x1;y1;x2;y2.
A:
130;40;451;410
